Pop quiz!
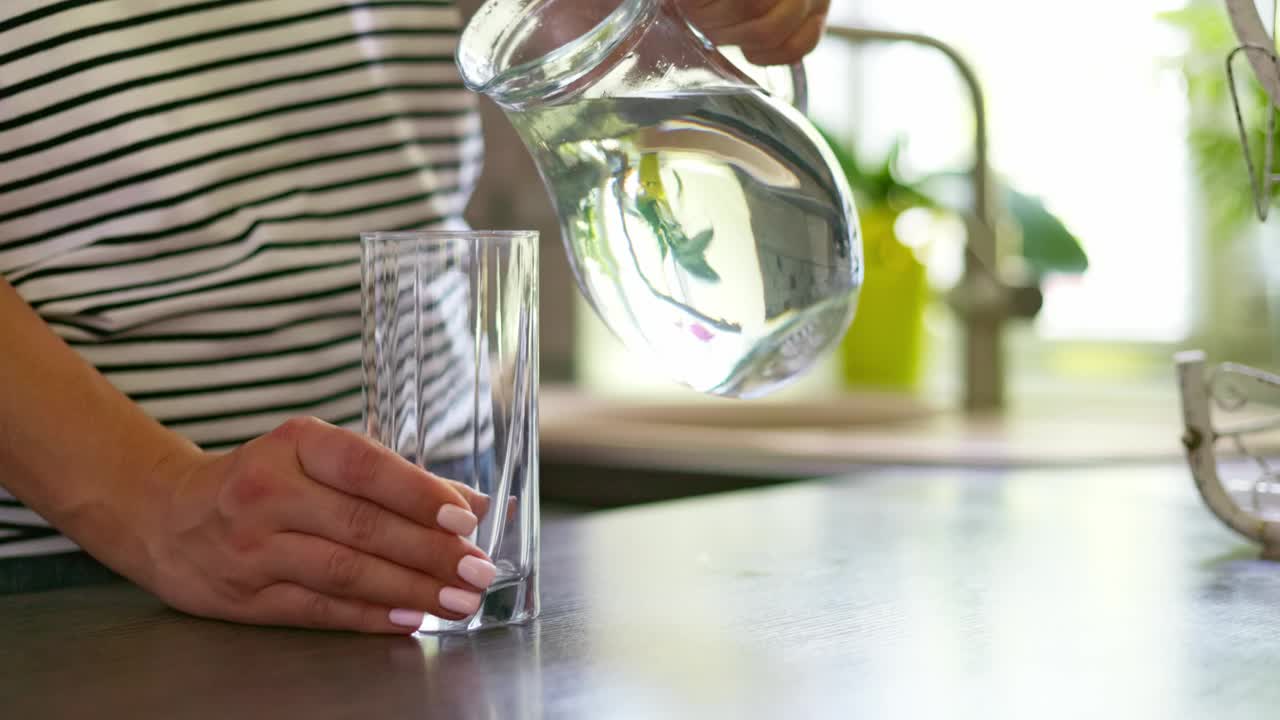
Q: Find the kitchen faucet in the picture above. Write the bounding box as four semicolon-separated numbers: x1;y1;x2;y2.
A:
826;25;1043;413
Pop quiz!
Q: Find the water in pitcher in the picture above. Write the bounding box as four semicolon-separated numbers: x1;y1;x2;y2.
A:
511;88;861;398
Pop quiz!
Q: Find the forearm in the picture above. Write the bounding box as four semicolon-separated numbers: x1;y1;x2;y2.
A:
0;278;199;578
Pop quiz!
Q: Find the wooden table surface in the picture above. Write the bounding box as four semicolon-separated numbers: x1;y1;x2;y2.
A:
4;464;1280;719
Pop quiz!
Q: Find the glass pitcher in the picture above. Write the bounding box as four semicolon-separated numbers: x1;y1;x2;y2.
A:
458;0;863;398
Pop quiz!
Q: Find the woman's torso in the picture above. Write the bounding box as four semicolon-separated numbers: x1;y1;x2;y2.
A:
0;0;482;564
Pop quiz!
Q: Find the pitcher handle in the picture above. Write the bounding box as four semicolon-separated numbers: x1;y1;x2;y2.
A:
787;62;809;114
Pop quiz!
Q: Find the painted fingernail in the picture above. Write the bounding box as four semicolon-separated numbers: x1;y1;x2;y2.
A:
439;587;483;615
388;608;425;629
437;504;478;536
457;555;498;589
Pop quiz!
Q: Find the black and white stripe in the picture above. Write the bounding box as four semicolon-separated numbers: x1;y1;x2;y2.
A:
0;0;483;560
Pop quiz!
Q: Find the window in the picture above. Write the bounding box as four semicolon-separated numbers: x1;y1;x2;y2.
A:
811;0;1193;343
574;0;1202;399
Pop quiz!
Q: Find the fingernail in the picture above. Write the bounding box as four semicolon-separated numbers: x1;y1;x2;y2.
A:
439;587;483;615
437;504;478;536
457;555;498;589
388;608;425;629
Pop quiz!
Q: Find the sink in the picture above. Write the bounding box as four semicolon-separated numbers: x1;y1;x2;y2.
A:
539;383;1194;479
588;391;935;430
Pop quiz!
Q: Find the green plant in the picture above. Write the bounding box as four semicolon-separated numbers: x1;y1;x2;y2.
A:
1161;0;1280;244
817;126;1089;277
818;127;937;214
1004;186;1089;276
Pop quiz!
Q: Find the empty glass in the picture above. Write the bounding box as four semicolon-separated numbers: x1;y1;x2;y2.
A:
361;230;539;633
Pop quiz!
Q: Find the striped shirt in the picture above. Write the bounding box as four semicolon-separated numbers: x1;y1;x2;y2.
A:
0;0;484;564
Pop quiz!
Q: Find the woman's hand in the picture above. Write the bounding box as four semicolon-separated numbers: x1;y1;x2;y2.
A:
0;279;497;635
134;417;498;634
676;0;831;66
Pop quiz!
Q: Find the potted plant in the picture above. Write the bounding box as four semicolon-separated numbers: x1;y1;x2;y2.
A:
818;127;1089;391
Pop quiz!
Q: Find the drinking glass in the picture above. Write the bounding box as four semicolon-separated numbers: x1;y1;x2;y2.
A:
361;230;539;633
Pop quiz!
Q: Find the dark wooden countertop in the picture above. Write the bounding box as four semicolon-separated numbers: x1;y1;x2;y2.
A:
4;464;1280;719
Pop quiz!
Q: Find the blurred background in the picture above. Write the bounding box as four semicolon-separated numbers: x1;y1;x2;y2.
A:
465;0;1280;495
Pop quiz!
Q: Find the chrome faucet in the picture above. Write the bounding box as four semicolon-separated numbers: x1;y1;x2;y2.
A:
825;26;1042;413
